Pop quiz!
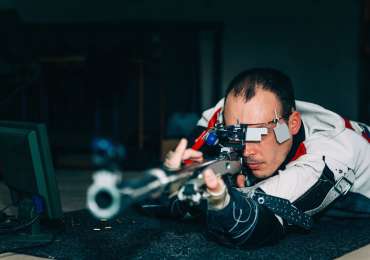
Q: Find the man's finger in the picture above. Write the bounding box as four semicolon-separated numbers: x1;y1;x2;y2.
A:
164;138;187;170
170;138;187;163
183;149;203;161
203;169;222;193
236;174;246;188
204;169;230;210
175;138;188;153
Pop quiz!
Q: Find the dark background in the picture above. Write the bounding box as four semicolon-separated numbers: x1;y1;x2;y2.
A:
0;0;369;170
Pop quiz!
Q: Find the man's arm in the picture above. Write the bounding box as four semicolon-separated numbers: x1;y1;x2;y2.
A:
138;194;189;219
157;138;286;247
203;168;286;248
206;187;285;248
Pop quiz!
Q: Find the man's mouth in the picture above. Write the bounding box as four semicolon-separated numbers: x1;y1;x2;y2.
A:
247;162;262;170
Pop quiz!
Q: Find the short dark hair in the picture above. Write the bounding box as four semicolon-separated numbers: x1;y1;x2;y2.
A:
225;68;295;119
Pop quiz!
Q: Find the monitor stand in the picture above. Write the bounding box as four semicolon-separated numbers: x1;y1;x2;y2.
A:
3;199;53;244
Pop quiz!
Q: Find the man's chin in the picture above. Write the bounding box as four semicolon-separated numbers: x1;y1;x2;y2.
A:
243;162;274;179
251;169;271;179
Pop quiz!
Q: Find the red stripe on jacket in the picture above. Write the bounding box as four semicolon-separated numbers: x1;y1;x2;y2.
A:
191;107;222;150
290;142;307;162
343;118;354;130
343;117;370;143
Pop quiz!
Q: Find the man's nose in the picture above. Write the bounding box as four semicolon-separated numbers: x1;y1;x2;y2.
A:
243;142;258;157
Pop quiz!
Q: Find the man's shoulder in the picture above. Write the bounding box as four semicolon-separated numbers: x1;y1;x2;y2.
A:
297;100;346;139
297;100;369;165
297;128;368;174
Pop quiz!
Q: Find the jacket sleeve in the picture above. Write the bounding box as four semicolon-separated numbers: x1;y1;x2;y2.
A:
138;194;189;219
206;187;285;248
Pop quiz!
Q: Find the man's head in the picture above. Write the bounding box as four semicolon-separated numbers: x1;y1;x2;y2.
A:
223;68;301;179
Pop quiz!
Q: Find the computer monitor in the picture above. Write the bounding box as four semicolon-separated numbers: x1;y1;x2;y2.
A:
0;121;62;220
0;123;63;243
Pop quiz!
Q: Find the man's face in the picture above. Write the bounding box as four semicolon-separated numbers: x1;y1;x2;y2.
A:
223;88;293;179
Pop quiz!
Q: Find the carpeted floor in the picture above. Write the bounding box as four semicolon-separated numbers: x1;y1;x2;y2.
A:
2;208;370;260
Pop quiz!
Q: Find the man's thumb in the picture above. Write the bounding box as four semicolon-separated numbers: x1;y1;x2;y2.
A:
203;169;221;193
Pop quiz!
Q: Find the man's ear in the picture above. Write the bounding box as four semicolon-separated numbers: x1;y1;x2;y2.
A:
288;111;301;136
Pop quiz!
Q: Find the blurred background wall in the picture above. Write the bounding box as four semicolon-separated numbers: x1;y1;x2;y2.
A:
0;0;368;169
13;0;363;116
